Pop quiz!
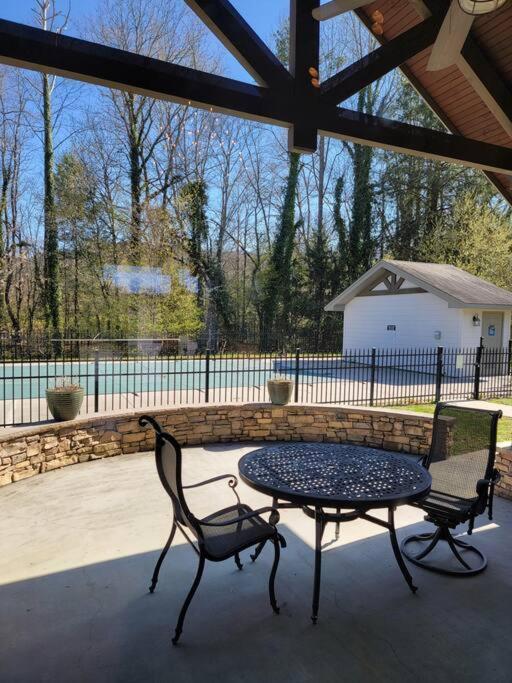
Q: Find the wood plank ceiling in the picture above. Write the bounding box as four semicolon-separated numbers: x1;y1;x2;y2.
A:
356;0;512;203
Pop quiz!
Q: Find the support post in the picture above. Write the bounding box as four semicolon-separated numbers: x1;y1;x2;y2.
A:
288;0;320;153
474;339;483;400
508;338;512;376
294;347;300;403
369;347;376;407
435;346;443;403
94;349;99;413
205;348;210;403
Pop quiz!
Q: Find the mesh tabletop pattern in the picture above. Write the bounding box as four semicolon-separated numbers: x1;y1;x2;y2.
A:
239;443;431;509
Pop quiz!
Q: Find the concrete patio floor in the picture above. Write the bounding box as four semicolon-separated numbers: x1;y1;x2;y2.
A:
2;444;512;683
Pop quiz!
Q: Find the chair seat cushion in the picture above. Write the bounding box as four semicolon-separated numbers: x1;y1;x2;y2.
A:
417;490;476;523
199;504;275;560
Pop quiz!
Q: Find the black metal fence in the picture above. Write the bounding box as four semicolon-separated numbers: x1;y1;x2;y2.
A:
1;338;511;428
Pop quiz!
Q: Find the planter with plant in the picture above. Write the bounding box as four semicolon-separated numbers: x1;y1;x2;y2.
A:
267;375;294;405
46;377;84;421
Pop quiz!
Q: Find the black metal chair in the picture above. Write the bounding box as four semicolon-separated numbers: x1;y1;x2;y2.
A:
139;415;286;644
401;402;502;576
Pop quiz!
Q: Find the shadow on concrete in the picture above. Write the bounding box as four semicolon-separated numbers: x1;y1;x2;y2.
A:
2;511;512;683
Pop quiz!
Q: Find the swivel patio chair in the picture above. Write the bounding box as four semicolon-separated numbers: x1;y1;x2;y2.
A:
401;402;501;576
139;415;286;644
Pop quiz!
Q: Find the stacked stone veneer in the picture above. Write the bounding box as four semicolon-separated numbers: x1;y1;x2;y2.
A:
496;445;512;501
0;403;435;488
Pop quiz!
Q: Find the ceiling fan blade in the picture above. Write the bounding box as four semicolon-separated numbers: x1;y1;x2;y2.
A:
312;0;373;21
427;1;474;71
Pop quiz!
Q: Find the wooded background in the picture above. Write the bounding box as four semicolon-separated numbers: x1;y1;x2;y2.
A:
0;0;510;350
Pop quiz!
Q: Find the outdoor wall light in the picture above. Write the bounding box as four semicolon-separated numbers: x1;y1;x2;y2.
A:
458;0;508;15
472;314;481;326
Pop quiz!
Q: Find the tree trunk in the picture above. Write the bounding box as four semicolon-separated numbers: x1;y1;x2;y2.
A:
43;72;60;334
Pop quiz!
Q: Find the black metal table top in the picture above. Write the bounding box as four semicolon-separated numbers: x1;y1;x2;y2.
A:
239;443;431;510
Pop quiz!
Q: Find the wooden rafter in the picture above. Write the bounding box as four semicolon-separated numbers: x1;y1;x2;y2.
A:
184;0;291;89
321;12;447;105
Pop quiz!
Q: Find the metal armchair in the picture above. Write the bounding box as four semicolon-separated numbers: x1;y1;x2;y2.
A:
401;402;502;576
139;415;286;644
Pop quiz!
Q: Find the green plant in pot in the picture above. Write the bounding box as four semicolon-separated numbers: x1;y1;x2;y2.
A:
267;375;294;405
46;377;84;421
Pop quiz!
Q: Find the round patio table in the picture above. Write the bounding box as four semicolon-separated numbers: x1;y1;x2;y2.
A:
239;442;431;623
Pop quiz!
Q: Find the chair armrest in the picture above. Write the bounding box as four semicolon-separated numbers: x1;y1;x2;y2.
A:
199;506;280;528
183;474;239;490
183;474;241;505
139;415;163;433
476;478;491;498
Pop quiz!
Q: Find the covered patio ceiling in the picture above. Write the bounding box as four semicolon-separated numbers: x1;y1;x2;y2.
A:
0;0;510;202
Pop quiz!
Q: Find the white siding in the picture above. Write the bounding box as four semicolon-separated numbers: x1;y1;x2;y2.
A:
342;292;462;351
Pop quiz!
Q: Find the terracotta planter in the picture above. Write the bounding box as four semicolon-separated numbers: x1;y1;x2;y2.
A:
267;379;294;405
46;387;84;421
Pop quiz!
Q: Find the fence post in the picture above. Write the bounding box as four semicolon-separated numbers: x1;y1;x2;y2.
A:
508;338;512;376
435;346;444;403
94;349;99;413
205;348;210;403
474;340;483;400
369;348;376;407
294;347;300;403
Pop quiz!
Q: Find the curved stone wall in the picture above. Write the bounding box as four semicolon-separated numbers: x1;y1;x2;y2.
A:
0;403;434;487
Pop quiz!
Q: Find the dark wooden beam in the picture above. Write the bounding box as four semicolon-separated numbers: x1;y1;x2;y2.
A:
184;0;291;88
288;0;320;153
1;17;511;178
321;14;446;105
461;37;512;131
318;107;512;175
0;19;292;125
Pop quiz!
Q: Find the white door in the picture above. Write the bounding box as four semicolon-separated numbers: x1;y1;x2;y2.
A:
481;311;504;376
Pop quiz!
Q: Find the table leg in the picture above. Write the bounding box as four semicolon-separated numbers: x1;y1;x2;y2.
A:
335;508;341;541
388;507;417;594
312;507;326;624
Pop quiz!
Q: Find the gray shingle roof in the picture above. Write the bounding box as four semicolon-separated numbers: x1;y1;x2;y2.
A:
387;261;512;306
325;260;512;311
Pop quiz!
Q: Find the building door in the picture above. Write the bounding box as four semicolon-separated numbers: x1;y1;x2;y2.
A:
481;311;504;376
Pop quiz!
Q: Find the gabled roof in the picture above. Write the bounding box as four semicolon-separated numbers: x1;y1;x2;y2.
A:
325;260;512;311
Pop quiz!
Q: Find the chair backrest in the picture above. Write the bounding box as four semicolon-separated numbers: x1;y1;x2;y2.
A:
425;403;501;501
139;416;199;537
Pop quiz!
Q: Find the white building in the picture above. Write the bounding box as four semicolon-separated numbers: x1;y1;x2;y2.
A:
325;260;512;354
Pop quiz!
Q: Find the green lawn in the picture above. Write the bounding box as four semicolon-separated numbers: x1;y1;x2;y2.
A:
390;402;512;444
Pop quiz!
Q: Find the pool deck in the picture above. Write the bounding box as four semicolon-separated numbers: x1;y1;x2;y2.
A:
2;443;512;682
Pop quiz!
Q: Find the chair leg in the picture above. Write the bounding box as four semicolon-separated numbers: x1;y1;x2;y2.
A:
311;509;326;624
250;541;266;562
234;553;243;570
388;507;417;594
149;520;177;593
446;533;472;570
268;536;281;614
172;553;206;646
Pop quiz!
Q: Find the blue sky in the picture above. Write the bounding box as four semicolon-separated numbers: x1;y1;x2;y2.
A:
0;0;287;82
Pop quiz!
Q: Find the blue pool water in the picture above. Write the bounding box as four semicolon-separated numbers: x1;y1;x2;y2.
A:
0;357;283;400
